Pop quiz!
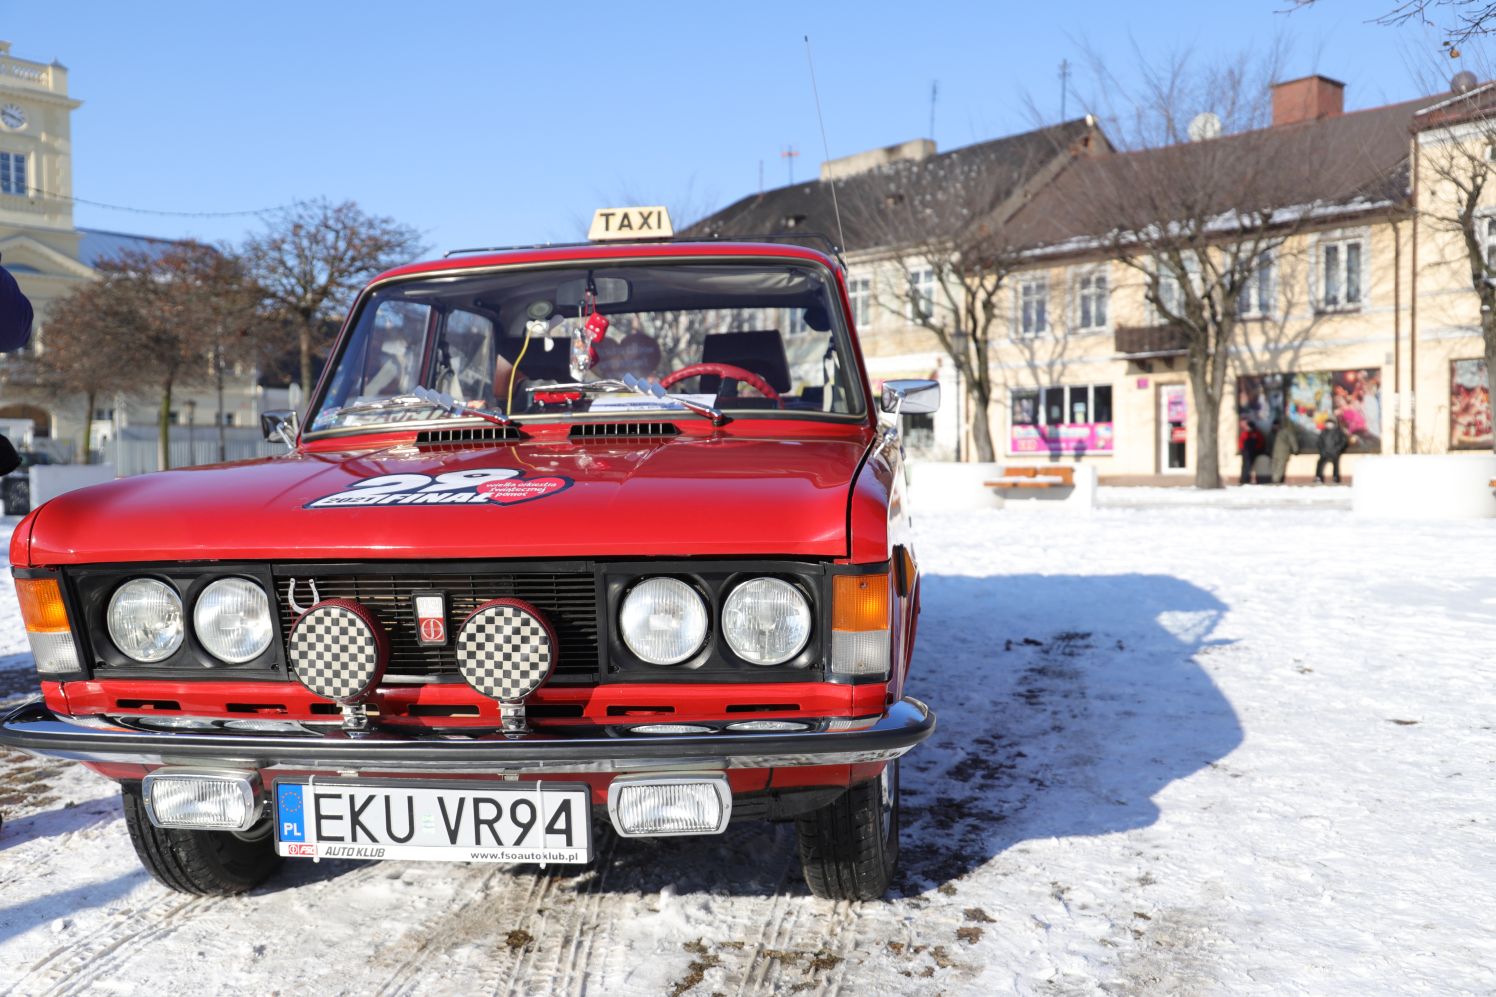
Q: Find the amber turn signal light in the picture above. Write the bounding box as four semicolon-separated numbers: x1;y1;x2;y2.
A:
832;573;889;632
16;578;70;633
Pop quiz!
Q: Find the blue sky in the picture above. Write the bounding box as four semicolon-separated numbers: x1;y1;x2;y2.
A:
0;0;1468;256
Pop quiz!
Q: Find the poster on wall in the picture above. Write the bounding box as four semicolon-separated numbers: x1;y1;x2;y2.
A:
1239;368;1382;453
1451;358;1492;449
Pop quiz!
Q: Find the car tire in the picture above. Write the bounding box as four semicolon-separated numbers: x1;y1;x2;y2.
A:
121;783;282;895
794;759;899;900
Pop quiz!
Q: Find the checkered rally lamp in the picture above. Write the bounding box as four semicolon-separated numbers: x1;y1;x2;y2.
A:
286;599;390;730
454;598;558;733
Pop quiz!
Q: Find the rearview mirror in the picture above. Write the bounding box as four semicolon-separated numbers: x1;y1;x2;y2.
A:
880;379;940;416
555;276;631;308
261;409;299;448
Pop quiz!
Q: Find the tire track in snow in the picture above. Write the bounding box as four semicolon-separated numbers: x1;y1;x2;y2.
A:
8;894;208;997
502;829;622;997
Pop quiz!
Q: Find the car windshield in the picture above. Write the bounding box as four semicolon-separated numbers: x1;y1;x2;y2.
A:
307;259;865;435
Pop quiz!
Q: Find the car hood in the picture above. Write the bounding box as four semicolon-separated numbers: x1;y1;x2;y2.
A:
24;434;872;565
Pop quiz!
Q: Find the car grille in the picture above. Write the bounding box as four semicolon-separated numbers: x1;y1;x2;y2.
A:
272;568;600;684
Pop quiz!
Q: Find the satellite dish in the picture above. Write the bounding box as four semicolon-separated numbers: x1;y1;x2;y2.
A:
1452;70;1478;94
1188;112;1222;142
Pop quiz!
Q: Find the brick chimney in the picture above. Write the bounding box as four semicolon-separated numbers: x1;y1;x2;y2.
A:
1271;75;1345;127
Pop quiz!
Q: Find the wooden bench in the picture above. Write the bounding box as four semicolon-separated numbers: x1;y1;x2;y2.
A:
984;466;1076;490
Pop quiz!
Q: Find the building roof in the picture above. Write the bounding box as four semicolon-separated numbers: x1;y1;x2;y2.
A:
1005;93;1448;255
685;119;1099;255
77;227;179;269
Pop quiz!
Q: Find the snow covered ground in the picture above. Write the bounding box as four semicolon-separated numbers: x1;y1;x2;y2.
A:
1;506;1494;996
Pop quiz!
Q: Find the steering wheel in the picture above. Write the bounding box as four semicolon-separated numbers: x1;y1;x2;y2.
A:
659;363;783;407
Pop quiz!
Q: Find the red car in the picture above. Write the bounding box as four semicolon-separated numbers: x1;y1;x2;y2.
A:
3;217;938;900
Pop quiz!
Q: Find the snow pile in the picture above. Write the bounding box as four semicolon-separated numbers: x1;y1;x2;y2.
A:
1;508;1494;994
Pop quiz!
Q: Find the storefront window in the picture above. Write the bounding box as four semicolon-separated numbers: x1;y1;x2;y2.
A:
1010;384;1115;455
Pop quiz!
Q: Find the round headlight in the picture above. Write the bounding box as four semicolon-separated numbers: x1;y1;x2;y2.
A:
107;578;184;663
721;577;812;665
194;578;273;664
619;577;708;665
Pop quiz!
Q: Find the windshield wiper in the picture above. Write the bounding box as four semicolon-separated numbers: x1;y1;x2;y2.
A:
542;374;728;427
410;386;514;427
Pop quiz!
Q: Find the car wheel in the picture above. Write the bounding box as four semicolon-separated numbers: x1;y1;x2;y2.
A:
794;759;899;900
121;783;282;895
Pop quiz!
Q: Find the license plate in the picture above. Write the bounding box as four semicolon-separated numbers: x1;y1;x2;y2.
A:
272;779;592;864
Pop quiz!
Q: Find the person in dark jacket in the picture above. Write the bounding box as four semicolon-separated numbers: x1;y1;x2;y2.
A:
1315;417;1351;483
0;258;33;352
1270;418;1298;483
1238;417;1266;484
0;258;34;477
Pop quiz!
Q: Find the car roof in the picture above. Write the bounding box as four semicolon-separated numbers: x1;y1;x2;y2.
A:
370;241;844;286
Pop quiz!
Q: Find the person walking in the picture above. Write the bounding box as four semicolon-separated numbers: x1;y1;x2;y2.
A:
1270;418;1298;484
1238;417;1265;485
1315;417;1350;484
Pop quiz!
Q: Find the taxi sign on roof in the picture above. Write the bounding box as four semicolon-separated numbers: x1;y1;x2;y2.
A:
588;206;673;242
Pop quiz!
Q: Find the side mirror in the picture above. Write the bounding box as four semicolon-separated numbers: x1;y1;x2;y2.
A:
261;409;300;449
880;379;940;416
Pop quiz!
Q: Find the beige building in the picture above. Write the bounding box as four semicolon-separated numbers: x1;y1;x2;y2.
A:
0;40;265;464
696;74;1494;482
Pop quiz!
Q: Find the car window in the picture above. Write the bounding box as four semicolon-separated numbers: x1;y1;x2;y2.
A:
309;261;864;434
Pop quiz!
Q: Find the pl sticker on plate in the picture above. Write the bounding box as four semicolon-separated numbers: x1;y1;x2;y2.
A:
306;468;573;509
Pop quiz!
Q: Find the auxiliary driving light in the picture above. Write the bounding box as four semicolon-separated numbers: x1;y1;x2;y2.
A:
607;774;732;837
287;599;389;703
142;769;261;831
454;599;557;701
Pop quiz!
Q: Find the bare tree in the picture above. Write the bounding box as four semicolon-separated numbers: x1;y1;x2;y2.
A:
1060;49;1372;487
23;276;136;462
244;199;424;400
1290;1;1496;52
851;127;1095;461
1413;86;1496;453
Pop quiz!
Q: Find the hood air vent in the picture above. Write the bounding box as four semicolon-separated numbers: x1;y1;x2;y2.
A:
415;426;524;446
569;422;681;440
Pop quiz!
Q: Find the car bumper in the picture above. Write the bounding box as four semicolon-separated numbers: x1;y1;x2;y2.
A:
0;697;935;774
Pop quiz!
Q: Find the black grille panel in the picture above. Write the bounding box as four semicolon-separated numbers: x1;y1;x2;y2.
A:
274;569;599;684
569;422;680;439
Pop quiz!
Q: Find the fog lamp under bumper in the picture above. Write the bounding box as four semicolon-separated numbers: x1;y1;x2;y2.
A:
142;768;262;831
607;774;732;837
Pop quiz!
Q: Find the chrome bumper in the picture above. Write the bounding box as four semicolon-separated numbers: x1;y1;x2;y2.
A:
0;698;935;774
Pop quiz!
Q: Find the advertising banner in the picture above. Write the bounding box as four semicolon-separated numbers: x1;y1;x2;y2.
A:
1451;358;1491;449
1010;422;1114;454
1239;368;1382;453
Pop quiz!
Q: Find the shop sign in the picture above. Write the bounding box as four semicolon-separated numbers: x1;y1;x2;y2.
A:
1010;422;1114;454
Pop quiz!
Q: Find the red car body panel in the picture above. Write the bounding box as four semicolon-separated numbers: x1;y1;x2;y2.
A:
21;427;873;565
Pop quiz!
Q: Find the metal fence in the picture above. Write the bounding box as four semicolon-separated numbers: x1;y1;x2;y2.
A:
108;428;283;477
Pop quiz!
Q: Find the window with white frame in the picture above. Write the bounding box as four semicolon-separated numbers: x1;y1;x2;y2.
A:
1074;268;1108;330
1484;216;1496;270
1152;252;1199;322
1015;274;1049;337
1009;383;1114;454
1236;250;1275;318
906;268;935;322
1319;235;1364;310
0;151;26;196
847;275;872;327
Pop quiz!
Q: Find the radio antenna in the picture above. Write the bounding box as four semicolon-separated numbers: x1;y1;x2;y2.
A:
804;35;846;256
